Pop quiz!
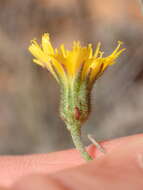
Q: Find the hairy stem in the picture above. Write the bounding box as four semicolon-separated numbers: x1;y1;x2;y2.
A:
69;126;93;161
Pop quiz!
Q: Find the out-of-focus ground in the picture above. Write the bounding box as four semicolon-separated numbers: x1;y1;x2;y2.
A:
0;0;143;154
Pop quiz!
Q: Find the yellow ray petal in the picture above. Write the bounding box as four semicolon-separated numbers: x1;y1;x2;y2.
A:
33;59;44;67
42;33;54;54
93;42;101;58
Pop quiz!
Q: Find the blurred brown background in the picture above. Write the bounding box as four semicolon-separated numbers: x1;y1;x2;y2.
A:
0;0;143;155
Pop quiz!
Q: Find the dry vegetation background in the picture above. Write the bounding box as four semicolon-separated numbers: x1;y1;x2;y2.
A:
0;0;143;154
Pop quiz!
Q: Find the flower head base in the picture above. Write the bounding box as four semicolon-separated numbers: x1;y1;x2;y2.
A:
29;33;125;89
29;33;125;161
29;33;125;125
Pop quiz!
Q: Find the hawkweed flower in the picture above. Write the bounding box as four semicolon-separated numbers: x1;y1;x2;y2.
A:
29;33;125;161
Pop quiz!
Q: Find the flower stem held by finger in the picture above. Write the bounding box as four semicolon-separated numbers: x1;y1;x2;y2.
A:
29;33;125;161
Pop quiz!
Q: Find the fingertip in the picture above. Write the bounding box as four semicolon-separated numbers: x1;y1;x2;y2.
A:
10;134;143;190
51;135;143;190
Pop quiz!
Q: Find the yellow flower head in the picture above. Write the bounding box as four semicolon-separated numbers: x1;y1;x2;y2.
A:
29;33;125;87
28;33;126;161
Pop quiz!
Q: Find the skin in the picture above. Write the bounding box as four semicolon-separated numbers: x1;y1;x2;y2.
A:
0;134;143;189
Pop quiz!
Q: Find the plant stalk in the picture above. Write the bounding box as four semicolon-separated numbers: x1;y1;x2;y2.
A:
69;126;93;161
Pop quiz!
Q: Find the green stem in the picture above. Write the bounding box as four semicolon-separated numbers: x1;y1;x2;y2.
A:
69;126;93;161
